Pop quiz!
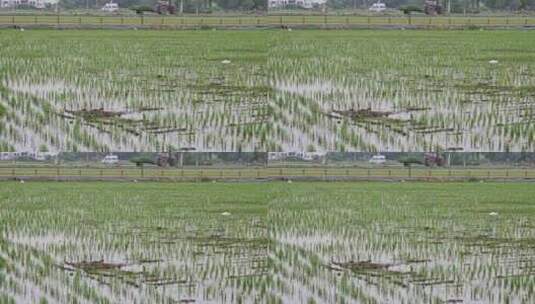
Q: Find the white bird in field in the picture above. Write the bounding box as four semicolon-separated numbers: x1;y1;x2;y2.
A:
221;212;231;216
287;180;292;184
20;180;25;184
20;28;25;32
488;60;499;65
221;60;231;64
489;212;498;216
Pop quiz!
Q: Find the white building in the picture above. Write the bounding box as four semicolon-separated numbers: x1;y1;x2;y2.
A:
0;151;58;161
1;0;55;8
1;0;18;8
29;0;46;8
269;0;326;9
0;152;23;161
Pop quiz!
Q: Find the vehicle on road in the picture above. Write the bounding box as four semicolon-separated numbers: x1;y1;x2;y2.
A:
101;2;119;12
369;154;386;164
369;2;386;12
102;154;119;165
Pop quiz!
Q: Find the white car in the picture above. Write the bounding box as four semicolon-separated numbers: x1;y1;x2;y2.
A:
369;155;386;165
369;2;386;12
101;2;119;12
102;154;119;165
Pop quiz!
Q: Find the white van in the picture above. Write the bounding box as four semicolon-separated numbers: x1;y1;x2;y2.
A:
369;2;386;12
102;2;119;12
369;154;386;165
102;154;119;165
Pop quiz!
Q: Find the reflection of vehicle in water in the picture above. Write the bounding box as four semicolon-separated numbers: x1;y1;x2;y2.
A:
102;154;119;165
369;2;386;12
369;155;386;164
101;2;119;12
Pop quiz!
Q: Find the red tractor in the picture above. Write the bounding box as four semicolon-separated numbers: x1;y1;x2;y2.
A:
424;0;442;15
154;0;176;14
424;152;446;167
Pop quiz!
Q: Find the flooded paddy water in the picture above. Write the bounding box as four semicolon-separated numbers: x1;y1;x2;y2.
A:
1;30;535;152
1;182;535;303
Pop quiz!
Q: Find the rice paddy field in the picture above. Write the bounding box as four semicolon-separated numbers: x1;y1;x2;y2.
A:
0;181;534;303
1;30;535;152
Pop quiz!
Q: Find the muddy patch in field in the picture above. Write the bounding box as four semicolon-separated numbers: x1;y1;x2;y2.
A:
63;259;127;274
61;259;193;288
63;107;163;122
330;260;394;272
328;258;458;289
328;106;432;122
59;107;197;136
